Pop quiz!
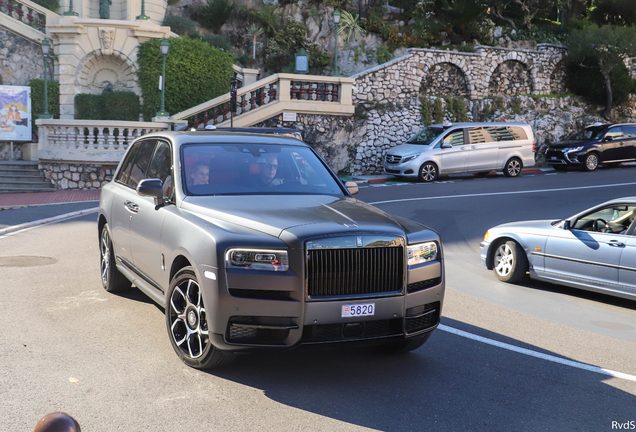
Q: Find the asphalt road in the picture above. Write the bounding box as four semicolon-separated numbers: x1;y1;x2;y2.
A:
1;166;635;431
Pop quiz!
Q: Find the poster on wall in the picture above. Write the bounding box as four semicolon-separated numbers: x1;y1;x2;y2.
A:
0;85;32;142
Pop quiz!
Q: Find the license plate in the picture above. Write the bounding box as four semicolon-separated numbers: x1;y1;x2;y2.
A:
341;303;375;318
551;156;557;160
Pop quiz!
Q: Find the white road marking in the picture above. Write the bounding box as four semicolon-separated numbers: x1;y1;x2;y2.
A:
369;181;636;205
439;324;636;382
0;208;98;238
545;173;558;175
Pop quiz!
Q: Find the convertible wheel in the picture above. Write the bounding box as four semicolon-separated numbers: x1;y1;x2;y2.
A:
493;240;528;283
379;331;432;354
503;158;522;177
583;153;599;171
166;267;235;369
418;162;438;182
99;224;131;293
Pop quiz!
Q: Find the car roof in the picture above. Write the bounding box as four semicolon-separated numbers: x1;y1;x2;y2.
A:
138;130;309;148
428;122;531;128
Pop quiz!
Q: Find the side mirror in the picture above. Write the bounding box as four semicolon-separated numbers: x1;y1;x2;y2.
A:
562;220;571;230
441;142;452;149
344;180;359;195
603;136;613;142
137;178;164;206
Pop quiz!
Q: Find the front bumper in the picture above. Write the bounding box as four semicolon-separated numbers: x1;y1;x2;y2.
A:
545;149;582;166
205;261;445;352
382;159;421;178
479;240;491;268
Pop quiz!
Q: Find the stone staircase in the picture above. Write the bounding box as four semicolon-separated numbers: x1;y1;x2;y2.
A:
0;161;55;193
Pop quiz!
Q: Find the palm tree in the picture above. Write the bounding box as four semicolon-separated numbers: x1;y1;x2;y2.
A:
246;24;264;59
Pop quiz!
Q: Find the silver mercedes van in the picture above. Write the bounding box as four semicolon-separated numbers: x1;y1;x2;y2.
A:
383;122;536;182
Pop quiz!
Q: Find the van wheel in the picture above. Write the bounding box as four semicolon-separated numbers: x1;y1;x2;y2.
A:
418;162;438;182
503;158;522;177
583;152;599;171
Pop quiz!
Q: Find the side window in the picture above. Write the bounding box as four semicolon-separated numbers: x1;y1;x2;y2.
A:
509;127;528;140
116;143;142;186
468;127;489;144
147;141;172;183
485;126;524;142
572;205;636;234
605;127;623;139
443;130;465;146
128;140;157;189
623;126;636;138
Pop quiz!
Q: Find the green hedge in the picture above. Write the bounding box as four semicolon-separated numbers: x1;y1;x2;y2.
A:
75;92;140;120
137;38;234;121
162;16;197;36
29;78;60;119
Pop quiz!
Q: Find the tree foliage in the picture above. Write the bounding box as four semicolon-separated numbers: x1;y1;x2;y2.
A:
75;92;140;121
264;20;331;72
29;79;59;120
589;0;636;27
137;38;234;121
567;25;636;117
190;0;234;32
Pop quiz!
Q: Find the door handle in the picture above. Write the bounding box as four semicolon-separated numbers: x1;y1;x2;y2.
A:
124;200;139;213
608;240;625;247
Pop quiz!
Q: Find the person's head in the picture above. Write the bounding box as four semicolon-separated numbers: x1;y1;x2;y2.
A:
259;155;278;184
9;105;17;112
190;163;209;185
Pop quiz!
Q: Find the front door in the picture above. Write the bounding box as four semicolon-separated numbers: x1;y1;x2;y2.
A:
440;129;468;174
601;126;631;162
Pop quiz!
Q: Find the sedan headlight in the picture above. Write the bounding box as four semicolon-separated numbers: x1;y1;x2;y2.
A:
563;146;583;152
407;242;438;266
402;153;420;163
226;249;289;271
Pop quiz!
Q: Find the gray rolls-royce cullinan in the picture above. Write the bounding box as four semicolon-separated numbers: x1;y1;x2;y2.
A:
480;198;636;300
98;130;445;369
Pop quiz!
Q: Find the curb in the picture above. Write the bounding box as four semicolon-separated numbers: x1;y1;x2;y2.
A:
345;167;556;184
0;207;99;237
0;199;100;211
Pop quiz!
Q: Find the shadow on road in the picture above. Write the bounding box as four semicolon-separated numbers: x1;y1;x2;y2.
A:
209;318;635;431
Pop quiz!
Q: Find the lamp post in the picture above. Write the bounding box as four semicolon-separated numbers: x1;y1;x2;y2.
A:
333;9;341;76
40;39;52;119
63;0;78;16
156;38;170;117
136;0;149;20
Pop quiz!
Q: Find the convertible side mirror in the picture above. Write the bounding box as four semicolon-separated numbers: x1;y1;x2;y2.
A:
441;142;452;149
137;178;164;207
562;220;571;230
344;181;359;195
603;136;613;142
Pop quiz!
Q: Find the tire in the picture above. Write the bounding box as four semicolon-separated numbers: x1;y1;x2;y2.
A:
503;158;522;177
553;165;567;171
492;240;528;283
582;152;599;171
379;331;432;354
166;267;235;369
99;224;131;293
418;162;438;182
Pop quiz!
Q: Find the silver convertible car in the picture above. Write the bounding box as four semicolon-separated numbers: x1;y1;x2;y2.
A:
480;198;636;300
98;130;445;369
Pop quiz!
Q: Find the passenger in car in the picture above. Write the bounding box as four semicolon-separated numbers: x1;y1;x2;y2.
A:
256;155;283;186
188;162;209;186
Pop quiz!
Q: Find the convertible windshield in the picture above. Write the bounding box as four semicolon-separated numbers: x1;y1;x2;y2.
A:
567;126;605;141
181;143;345;196
406;127;444;145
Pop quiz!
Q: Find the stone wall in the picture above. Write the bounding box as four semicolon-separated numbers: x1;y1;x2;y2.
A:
353;45;567;105
0;28;52;86
38;161;118;189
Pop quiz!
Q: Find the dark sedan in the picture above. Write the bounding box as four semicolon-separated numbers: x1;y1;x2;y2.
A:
545;123;636;171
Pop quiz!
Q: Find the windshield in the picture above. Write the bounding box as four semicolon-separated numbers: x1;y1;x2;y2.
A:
567;126;605;141
407;127;444;145
181;143;345;196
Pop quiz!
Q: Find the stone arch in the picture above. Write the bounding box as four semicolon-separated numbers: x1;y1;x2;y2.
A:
488;60;533;96
76;50;139;96
549;60;568;94
420;62;469;97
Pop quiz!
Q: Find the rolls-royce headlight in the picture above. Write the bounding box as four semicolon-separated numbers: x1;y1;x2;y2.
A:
226;249;289;271
402;153;420;162
407;242;438;266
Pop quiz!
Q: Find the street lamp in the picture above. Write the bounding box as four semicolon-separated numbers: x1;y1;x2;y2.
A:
40;39;52;119
156;38;170;117
333;9;341;76
136;0;150;20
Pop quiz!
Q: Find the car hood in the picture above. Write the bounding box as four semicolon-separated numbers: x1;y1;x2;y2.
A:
489;219;557;235
180;195;406;238
549;139;591;149
386;143;432;156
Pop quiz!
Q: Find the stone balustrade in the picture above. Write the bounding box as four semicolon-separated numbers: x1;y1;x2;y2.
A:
36;119;170;163
171;73;355;129
0;0;52;32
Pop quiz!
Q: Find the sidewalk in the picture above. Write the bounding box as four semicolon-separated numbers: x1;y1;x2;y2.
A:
0;190;101;210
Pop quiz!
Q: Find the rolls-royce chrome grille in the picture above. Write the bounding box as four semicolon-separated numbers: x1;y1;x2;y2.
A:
306;236;405;300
